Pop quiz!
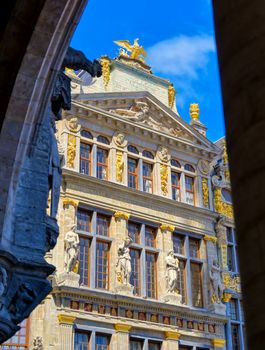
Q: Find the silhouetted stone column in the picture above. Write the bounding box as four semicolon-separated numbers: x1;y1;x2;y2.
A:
212;1;265;348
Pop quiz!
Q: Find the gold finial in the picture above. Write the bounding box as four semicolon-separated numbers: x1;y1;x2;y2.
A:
114;38;147;62
100;56;111;88
168;84;176;109
189;103;200;121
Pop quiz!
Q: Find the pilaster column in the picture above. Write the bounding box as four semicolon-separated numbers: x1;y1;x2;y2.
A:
211;339;225;350
113;324;131;350
112;211;131;290
57;314;76;350
158;224;175;298
223;292;233;350
203;235;218;306
163;331;181;350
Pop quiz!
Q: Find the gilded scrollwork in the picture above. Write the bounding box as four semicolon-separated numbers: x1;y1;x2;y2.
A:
223;272;241;293
67;134;76;168
160;164;168;196
202;177;209;208
100;56;111;88
214;188;233;219
116;151;124;183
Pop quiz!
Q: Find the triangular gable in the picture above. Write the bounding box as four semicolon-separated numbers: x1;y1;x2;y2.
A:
72;91;219;154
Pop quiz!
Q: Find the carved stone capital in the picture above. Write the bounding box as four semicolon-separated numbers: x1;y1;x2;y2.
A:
63;198;79;208
114;323;132;332
57;314;76;325
211;339;225;348
204;235;217;244
114;211;130;221
164;331;181;341
222;292;232;303
160;224;175;233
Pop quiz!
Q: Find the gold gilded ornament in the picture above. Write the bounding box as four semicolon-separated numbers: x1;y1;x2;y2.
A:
160;164;168;196
204;235;217;244
223;273;241;293
114;211;130;221
100;56;111;88
168;84;176;109
189;103;200;121
116;151;124;183
114;38;147;61
202;177;209;208
67;134;76;168
160;224;175;233
214;188;233;219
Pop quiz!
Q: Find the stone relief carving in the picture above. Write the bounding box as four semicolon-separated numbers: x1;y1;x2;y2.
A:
198;159;210;175
215;216;227;246
110;101;149;121
157;146;170;163
160;164;168;196
116;151;124;183
165;250;180;293
66;117;80;133
113;132;127;148
33;336;44;350
64;225;80;273
67;134;76;168
116;237;133;285
209;260;223;304
202;177;209;208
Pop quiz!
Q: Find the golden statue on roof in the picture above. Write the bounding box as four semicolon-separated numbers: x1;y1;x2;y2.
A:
114;38;147;61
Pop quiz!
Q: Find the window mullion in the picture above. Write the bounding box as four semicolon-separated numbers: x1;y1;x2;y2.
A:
92;143;97;177
138;158;143;191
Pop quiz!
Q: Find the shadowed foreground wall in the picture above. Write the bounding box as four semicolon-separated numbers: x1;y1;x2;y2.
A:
212;1;265;349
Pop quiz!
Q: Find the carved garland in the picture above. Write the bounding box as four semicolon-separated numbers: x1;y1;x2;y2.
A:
160;164;168;196
202;177;209;208
214;188;233;219
116;151;124;183
67;134;76;168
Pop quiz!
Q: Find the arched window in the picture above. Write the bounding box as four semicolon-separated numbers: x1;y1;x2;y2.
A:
142;150;154;159
97;135;110;145
80;130;93;139
128;145;139;154
171;159;181;168
221;188;232;203
184;163;195;172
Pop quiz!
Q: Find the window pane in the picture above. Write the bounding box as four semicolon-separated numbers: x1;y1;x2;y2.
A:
97;135;110;145
230;299;239;320
189;238;200;258
128;158;138;189
97;148;108;180
96;241;109;289
190;262;203;307
79;237;90;286
185;176;194;205
97;215;110;237
128;145;139;154
143;163;153;194
240;300;245;322
146;252;157;298
77;209;91;232
128;222;140;243
171;172;180;201
171;159;181;168
130;248;141;295
173;234;184;255
130;339;143;350
80;143;91;175
231;324;241;350
96;334;110;350
145;226;156;247
81;130;93;139
227;227;233;242
148;341;161;350
227;245;235;272
184;164;195;172
177;259;186;304
222;188;232;203
143;150;154;159
74;331;90;350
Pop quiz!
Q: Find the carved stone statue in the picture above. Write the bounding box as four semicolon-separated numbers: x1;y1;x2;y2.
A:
215;216;227;246
64;225;80;273
113;132;127;148
110;101;149;121
51;46;102;119
33;336;44;350
116;237;132;285
209;260;224;303
165;250;180;293
157;146;170;162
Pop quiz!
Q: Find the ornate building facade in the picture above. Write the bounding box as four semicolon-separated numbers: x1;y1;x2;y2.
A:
1;43;245;350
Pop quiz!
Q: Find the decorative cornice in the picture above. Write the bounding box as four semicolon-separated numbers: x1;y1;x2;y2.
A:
114;211;130;221
222;292;232;303
114;324;132;332
164;331;181;341
63;198;79;208
57;314;76;325
211;339;225;348
204;235;217;244
160;224;175;233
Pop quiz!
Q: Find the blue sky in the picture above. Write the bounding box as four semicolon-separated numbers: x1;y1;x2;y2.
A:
71;0;225;142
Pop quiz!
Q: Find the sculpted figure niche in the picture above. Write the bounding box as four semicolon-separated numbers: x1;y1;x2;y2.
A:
64;225;80;273
209;260;224;304
116;237;133;286
165;250;180;293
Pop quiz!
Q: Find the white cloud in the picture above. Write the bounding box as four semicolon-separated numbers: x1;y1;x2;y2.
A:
146;34;215;80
